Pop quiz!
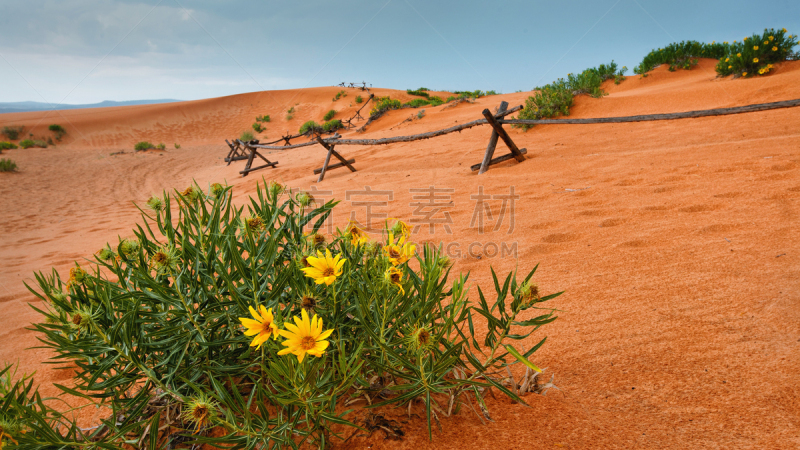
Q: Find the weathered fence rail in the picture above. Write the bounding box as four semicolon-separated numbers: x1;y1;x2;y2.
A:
230;97;800;178
500;98;800;126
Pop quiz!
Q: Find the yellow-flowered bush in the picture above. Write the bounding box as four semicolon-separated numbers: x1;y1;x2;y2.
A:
7;180;559;448
715;28;798;78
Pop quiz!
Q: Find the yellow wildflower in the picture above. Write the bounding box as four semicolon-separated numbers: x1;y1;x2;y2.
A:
301;249;345;285
346;222;369;247
728;65;732;69
383;232;416;266
277;309;333;363
772;46;778;51
753;45;759;50
737;53;742;57
753;57;759;63
239;305;279;349
769;36;774;41
385;267;405;294
725;58;730;62
742;72;748;77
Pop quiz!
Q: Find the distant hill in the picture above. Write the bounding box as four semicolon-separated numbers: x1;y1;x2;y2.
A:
0;99;181;114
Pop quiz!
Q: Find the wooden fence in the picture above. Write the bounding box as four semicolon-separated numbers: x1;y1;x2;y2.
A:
230;97;800;179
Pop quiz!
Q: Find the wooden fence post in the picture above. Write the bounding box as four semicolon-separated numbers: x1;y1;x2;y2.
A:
478;101;508;174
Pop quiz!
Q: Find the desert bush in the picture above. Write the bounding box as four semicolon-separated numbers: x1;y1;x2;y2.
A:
19;139;35;149
417;109;426;119
323;109;336;121
369;96;402;116
240;130;255;142
299;120;322;135
12;181;558;449
256;114;271;123
157;143;166;150
48;124;66;141
355;95;363;104
407;88;430;98
403;98;430;109
322;119;343;132
134;141;154;151
333;90;347;101
633;40;725;75
1;126;25;140
0;158;17;172
514;61;625;130
0;141;18;151
453;90;485;99
252;123;266;133
174;143;181;149
715;28;798;78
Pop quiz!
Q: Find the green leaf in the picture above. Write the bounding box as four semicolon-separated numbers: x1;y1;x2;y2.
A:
504;344;541;373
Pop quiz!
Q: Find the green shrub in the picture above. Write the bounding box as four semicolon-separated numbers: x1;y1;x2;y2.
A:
403;98;430;108
48;124;66;140
134;141;154;151
369;96;402;116
453;90;485;99
355;95;363;104
287;106;295;114
333;90;347;101
485;90;499;96
322;119;343;132
0;141;18;151
0;158;17;172
286;114;294;121
256;114;271;123
515;61;625;130
20;139;35;149
323;109;336;121
1;126;25;140
157;143;166;150
417;109;426;119
298;120;322;135
174;143;181;149
252;123;266;133
407;88;430;98
240;131;255;142
13;181;559;448
715;28;798;78
634;40;727;75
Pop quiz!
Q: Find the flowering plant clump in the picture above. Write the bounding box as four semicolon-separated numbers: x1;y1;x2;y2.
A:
3;180;560;448
715;28;798;78
633;28;797;78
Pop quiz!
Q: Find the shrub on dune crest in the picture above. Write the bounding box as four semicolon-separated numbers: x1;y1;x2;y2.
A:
0;142;18;151
9;181;560;448
514;61;626;130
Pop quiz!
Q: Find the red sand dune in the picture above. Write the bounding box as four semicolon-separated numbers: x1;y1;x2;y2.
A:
1;59;799;448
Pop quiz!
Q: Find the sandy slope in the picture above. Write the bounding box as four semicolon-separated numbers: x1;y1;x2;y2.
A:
1;59;798;449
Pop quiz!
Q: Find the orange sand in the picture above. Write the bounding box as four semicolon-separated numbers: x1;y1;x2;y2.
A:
1;59;799;448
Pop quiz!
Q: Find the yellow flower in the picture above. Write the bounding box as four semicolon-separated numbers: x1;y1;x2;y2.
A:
753;45;759;50
744;37;748;41
782;28;787;33
383;232;416;266
769;36;774;41
301;249;345;285
737;53;742;57
346;222;369;247
723;41;728;44
725;58;730;62
753;57;759;63
768;64;774;68
763;40;768;45
385;267;405;294
742;72;748;77
772;46;778;51
389;218;412;239
758;68;765;75
277;309;333;363
239;305;279;349
728;65;732;69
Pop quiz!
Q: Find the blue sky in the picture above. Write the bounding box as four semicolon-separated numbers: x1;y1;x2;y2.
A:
1;0;798;104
